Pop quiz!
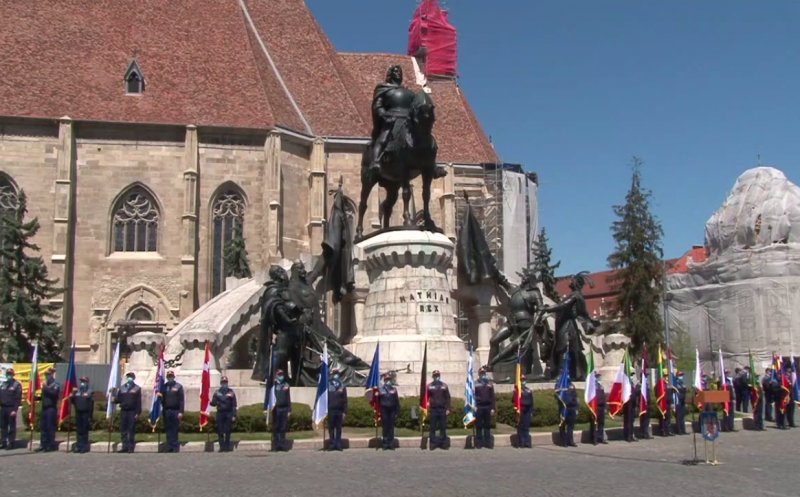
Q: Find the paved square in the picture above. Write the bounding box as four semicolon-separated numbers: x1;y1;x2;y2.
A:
0;428;796;497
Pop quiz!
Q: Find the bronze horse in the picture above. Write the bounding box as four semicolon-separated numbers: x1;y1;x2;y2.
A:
355;90;444;239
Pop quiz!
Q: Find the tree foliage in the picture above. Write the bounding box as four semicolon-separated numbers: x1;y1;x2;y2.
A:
0;191;63;361
531;227;561;302
607;158;664;361
223;224;252;279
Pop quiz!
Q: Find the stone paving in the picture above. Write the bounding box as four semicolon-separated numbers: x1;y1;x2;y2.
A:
0;425;797;497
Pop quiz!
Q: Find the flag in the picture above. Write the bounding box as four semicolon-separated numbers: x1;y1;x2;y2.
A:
655;345;668;417
312;343;329;426
26;343;40;430
667;348;678;410
555;353;571;424
719;349;730;416
457;194;500;285
462;345;476;427
694;348;704;409
792;357;799;404
105;341;121;419
419;342;428;424
608;348;632;417
199;341;212;429
640;345;650;417
776;354;791;413
365;343;381;423
584;349;598;421
512;350;523;414
149;344;165;429
748;350;761;411
58;343;77;428
264;383;276;412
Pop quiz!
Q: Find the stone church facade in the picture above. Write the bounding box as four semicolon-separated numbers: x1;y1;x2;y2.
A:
0;0;513;364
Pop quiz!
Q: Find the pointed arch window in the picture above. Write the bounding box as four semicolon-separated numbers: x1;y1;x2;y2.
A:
211;188;246;296
112;186;160;252
0;174;19;219
124;59;145;95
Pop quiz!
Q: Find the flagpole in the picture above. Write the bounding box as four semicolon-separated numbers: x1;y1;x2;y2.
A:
28;402;35;452
106;416;113;453
66;411;73;453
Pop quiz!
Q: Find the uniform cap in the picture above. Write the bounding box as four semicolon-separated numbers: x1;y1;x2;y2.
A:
520;375;527;382
478;366;487;374
45;367;56;374
331;368;341;375
166;370;175;377
220;376;229;382
79;376;89;382
676;371;684;376
125;372;136;379
6;368;14;375
432;370;441;376
275;369;285;376
382;373;392;380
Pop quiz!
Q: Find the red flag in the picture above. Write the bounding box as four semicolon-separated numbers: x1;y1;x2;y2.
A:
608;349;632;417
655;345;668;416
58;343;78;428
418;342;428;422
513;352;523;413
774;354;791;413
199;341;211;429
26;343;40;430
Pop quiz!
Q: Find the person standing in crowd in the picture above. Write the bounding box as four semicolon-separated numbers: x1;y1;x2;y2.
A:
37;367;60;452
751;370;764;431
113;371;142;453
378;373;399;450
426;370;451;450
0;368;22;450
159;370;184;453
327;369;347;451
720;369;736;432
270;369;292;452
783;364;795;428
733;367;748;413
474;366;496;449
762;367;774;422
623;373;637;442
71;376;94;453
516;375;534;448
674;371;688;435
590;372;607;445
210;375;237;452
557;383;579;447
636;374;652;439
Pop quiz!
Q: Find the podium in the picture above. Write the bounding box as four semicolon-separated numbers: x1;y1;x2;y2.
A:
695;390;732;465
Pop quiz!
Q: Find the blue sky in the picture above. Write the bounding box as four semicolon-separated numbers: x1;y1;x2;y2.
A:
307;1;800;275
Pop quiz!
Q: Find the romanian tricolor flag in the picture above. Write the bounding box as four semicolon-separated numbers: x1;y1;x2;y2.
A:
26;343;40;430
418;342;429;423
608;348;632;417
365;343;381;424
655;345;668;417
512;350;523;414
58;343;77;429
748;350;761;411
199;341;212;430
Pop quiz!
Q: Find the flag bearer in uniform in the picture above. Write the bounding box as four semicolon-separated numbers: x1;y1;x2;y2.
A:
271;369;292;452
0;369;22;450
71;376;94;453
474;367;496;449
426;370;451;450
591;372;608;445
37;367;60;452
113;371;142;453
210;376;237;452
327;369;347;451
378;373;399;450
160;370;184;452
517;375;534;448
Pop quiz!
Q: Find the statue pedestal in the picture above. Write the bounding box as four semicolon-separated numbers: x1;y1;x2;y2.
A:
347;230;467;389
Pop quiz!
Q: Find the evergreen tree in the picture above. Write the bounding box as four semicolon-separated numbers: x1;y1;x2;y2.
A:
0;191;63;362
531;227;561;302
607;158;664;361
224;224;252;279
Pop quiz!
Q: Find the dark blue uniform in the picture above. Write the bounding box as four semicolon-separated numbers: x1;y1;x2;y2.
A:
474;379;496;449
427;379;451;449
517;386;533;448
113;380;142;453
71;388;94;453
762;374;773;421
674;379;688;434
271;382;291;451
0;378;22;449
160;380;184;452
38;378;60;451
638;383;652;439
752;385;764;430
378;383;399;450
721;377;735;432
623;383;637;442
591;384;607;444
327;380;347;450
210;386;237;452
558;387;578;447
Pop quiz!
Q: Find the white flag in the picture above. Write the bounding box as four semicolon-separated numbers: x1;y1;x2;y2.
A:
106;342;121;419
693;348;703;392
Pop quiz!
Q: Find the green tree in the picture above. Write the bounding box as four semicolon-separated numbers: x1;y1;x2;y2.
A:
531;227;561;302
223;224;252;279
607;157;664;361
0;191;63;361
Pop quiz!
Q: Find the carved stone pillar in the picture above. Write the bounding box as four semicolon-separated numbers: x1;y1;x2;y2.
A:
180;125;199;318
53;117;76;345
308;138;326;252
439;163;456;241
473;304;493;366
264;131;283;260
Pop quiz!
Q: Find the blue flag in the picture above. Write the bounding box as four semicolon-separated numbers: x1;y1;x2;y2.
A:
792;358;800;403
148;346;165;428
555;353;571;423
312;344;329;426
462;345;476;427
366;343;381;391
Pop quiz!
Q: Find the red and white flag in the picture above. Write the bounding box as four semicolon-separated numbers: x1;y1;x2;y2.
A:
608;349;632;417
199;341;212;429
26;343;40;430
719;348;730;415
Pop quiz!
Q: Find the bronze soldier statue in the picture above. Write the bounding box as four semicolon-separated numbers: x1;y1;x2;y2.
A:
541;272;600;381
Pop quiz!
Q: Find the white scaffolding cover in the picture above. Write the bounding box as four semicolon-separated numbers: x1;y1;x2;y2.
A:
667;167;800;369
502;170;538;283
